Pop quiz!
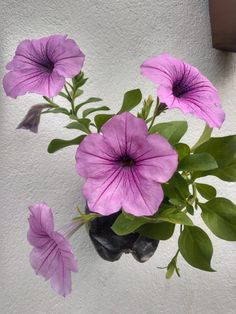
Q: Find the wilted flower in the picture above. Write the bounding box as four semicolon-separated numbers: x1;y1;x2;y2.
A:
17;104;51;133
76;112;178;217
3;35;85;98
27;203;80;297
141;53;225;128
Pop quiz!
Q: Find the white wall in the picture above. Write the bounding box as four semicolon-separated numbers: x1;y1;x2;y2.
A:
1;1;236;313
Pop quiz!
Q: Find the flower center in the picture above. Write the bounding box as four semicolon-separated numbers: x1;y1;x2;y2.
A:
118;155;135;168
173;80;190;98
43;60;54;72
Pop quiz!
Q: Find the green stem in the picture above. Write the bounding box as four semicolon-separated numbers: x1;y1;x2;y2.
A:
190;123;213;152
43;96;59;108
148;98;160;131
64;83;76;116
173;248;180;260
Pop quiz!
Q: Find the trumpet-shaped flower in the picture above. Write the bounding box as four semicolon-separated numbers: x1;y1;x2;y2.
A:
141;53;225;128
27;203;79;297
76;112;178;217
3;35;85;98
17;104;51;133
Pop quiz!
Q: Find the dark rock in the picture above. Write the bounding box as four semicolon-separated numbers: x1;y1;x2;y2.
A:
132;236;159;263
86;206;159;263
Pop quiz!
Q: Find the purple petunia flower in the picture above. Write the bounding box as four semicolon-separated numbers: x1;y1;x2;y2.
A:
76;112;178;217
17;104;51;133
141;53;225;128
27;203;80;297
3;35;85;98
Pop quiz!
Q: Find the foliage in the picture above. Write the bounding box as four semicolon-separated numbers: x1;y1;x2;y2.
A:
17;71;236;279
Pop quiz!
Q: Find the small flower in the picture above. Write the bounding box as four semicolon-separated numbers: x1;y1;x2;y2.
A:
76;112;178;217
27;203;80;297
141;53;225;128
17;104;51;133
3;35;85;98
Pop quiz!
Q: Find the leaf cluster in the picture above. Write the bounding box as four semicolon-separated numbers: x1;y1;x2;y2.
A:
111;121;236;276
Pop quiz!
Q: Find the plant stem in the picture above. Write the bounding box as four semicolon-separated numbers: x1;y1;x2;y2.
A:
43;96;59;108
148;98;160;131
64;83;76;116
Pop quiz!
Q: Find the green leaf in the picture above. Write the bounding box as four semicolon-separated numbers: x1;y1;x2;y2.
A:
166;261;175;279
72;72;88;89
82;106;110;118
46;107;70;115
207;158;236;182
75;97;103;114
191;124;213;152
199;198;236;241
165;254;180;279
59;92;70;100
178;226;215;272
150;121;188;145
111;212;154;236
65;119;91;134
138;222;175;240
193;136;236;181
118;89;142;113
73;89;83;98
72;71;84;84
156;208;193;226
195;183;216;200
94;114;114;131
186;204;194;215
195;135;236;168
163;173;190;204
47;135;86;153
174;143;190;161
178;153;218;172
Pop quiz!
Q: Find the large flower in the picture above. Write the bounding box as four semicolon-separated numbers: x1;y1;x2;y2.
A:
76;112;178;217
3;35;85;98
27;203;79;297
141;53;225;128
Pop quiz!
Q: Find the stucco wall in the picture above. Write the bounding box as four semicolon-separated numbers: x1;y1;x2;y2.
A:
0;1;236;313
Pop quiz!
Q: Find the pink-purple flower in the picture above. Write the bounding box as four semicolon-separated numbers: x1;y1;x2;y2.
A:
17;104;51;133
76;112;178;217
3;35;85;98
27;203;79;297
141;53;225;128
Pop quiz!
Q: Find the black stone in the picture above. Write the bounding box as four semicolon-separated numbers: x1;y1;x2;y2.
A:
132;236;159;263
86;206;159;263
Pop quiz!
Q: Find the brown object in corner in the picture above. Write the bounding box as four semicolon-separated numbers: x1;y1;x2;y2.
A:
209;0;236;52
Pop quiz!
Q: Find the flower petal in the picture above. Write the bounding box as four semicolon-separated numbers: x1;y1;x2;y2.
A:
76;133;117;178
27;203;54;247
101;112;148;157
29;240;59;280
135;134;178;183
50;232;78;297
49;36;85;78
83;168;125;215
50;261;72;297
7;39;43;71
141;53;175;87
53;232;78;272
3;69;65;98
122;169;164;216
170;92;225;128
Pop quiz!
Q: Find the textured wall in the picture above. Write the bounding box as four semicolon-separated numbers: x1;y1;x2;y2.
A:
0;1;236;313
